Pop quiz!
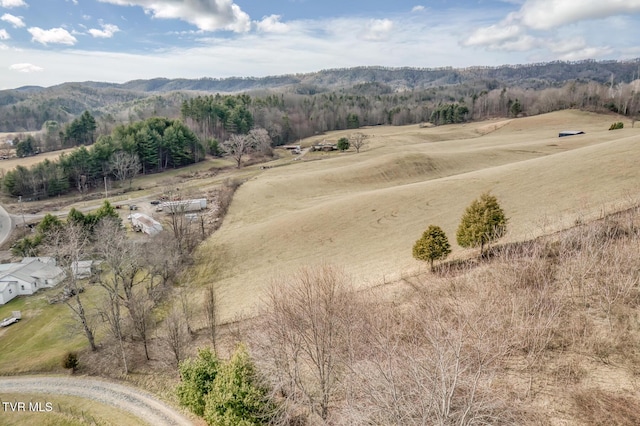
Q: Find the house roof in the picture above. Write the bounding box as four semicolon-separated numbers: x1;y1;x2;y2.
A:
130;213;163;234
559;130;585;137
0;281;16;293
21;257;56;265
0;259;64;283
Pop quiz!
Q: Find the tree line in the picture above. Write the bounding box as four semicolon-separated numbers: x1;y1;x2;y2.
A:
3;116;203;197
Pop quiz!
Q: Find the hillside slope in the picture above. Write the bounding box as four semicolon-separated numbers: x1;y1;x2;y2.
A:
192;110;640;320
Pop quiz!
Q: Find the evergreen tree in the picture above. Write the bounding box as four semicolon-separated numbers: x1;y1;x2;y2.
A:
456;192;508;257
203;344;274;426
177;347;221;417
337;137;350;151
413;225;451;271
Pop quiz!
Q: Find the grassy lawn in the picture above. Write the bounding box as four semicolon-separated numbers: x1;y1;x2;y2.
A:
0;393;146;426
0;285;104;374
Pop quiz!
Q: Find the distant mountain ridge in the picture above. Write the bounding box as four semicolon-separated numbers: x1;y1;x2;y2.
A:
13;58;640;94
1;59;639;133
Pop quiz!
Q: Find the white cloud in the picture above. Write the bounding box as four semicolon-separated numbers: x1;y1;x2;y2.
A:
88;23;120;38
462;0;640;59
411;5;425;13
0;0;27;8
361;18;394;41
464;22;522;47
1;13;24;28
518;0;640;30
28;27;77;45
0;28;9;39
98;0;251;32
256;15;289;33
547;37;587;54
492;35;540;51
9;63;43;73
557;46;614;61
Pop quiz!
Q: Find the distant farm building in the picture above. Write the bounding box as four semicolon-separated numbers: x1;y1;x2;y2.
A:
559;130;585;137
311;142;338;151
161;198;207;213
0;258;65;305
281;145;301;154
129;213;163;235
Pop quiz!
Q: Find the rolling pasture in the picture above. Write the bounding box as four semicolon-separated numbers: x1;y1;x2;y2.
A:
192;110;640;321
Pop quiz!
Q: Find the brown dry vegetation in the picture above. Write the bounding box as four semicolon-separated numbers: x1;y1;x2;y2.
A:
2;111;640;424
192;110;640;321
0;147;77;174
248;206;640;424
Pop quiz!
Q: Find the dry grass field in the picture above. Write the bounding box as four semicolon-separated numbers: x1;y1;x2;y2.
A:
0;147;77;174
190;110;640;321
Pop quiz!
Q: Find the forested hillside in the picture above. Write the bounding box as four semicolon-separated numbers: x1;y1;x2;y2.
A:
2;59;640;134
2;59;640;201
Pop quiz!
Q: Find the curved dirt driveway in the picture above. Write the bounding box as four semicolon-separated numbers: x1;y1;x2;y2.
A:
0;376;194;426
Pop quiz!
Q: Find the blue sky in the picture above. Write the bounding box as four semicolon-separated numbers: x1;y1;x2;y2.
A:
1;0;640;89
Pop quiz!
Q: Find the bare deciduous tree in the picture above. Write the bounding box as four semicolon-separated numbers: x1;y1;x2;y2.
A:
222;133;253;168
259;264;356;422
179;286;194;336
94;218;149;373
129;290;154;361
349;132;368;153
204;284;219;354
44;222;97;352
109;151;141;188
248;127;273;156
164;304;190;367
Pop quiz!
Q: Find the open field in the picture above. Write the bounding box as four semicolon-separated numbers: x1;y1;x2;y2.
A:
0;148;77;174
190;110;640;321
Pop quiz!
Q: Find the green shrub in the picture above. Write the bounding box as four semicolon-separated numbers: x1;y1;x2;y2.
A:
337;137;350;151
178;345;275;425
203;344;274;426
609;122;624;130
177;347;220;417
62;352;79;372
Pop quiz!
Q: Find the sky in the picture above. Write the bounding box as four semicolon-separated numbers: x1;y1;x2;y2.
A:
1;0;640;89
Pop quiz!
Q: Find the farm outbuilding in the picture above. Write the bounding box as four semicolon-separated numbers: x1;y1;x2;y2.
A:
71;260;99;279
559;130;585;137
161;198;207;213
129;213;163;235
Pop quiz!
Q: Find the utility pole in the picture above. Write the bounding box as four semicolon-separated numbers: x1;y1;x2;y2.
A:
18;195;25;228
104;176;108;199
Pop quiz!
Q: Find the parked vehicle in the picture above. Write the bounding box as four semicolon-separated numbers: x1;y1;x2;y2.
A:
0;312;21;328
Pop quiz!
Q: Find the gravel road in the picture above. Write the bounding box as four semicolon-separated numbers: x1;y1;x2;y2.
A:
0;376;194;426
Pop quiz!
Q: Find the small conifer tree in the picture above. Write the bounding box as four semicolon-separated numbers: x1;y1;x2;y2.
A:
456;192;507;257
413;225;451;271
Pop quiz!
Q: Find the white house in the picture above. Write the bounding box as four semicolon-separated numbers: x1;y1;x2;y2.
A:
0;259;65;305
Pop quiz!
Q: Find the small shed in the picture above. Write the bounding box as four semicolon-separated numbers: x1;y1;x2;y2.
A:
72;260;95;279
559;130;585;137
